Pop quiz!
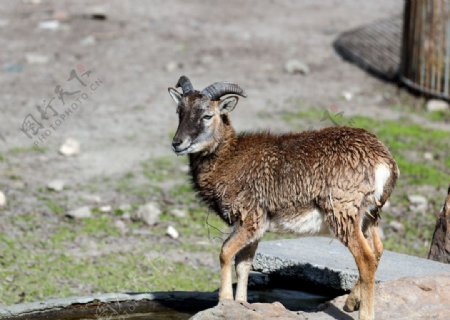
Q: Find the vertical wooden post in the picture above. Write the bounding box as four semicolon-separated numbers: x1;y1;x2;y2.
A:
401;0;450;99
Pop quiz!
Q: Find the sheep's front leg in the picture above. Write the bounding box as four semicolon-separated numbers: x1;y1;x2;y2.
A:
219;227;253;301
235;241;259;302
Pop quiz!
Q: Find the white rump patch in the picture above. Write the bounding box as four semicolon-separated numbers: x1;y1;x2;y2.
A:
374;163;391;201
273;209;330;235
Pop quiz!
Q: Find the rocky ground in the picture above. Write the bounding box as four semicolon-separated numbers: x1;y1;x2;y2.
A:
0;0;449;306
193;274;450;320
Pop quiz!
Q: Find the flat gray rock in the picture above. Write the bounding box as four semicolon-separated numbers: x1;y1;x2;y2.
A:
252;237;450;291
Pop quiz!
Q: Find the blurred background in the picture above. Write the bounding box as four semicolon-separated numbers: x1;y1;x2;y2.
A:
0;0;449;306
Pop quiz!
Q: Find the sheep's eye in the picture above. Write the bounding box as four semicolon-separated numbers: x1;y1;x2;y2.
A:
203;114;213;120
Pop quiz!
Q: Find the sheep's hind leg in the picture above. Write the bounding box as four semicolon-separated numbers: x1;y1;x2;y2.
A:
345;210;383;313
346;225;377;320
235;241;259;302
219;226;255;301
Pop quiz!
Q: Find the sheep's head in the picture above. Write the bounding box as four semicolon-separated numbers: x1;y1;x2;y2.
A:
168;76;246;155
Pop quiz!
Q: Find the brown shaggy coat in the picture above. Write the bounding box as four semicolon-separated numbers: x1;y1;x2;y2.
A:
189;115;398;245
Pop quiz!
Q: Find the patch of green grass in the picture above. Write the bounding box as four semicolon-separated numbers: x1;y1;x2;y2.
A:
0;230;218;305
426;110;450;122
168;182;196;205
44;199;65;215
80;216;120;237
8;146;47;155
50;225;77;247
113;171;157;199
141;157;176;182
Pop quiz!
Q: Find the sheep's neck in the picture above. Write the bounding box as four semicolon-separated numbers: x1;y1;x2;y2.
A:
188;122;237;188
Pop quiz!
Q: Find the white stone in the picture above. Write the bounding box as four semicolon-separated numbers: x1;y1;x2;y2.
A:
82;194;102;204
99;205;112;213
423;152;434;161
115;220;127;234
0;191;6;207
165;61;182;72
119;203;132;212
47;180;65;192
25;53;50;64
200;55;214;65
408;194;428;207
166;225;179;239
0;19;9;28
342;91;353;101
389;220;405;233
408;194;428;212
80;35;96;46
67;206;92;219
179;165;190;173
284;59;309;75
426;99;449;112
170;208;187;218
38;20;60;30
59;138;80;156
135;202;161;226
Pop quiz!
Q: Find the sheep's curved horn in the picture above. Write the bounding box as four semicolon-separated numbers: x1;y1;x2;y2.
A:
175;76;194;94
201;82;247;100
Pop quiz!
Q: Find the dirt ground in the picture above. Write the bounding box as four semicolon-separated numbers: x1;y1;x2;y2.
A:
0;0;449;306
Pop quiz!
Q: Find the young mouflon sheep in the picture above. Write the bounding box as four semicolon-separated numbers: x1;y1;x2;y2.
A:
168;76;398;320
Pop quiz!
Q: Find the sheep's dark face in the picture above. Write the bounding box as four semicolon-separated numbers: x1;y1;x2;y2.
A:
168;89;238;155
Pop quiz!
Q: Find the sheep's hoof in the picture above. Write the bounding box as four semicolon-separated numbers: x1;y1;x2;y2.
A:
343;295;360;312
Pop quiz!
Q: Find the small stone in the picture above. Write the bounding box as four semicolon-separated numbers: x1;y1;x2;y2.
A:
262;63;275;72
165;61;182;72
3;63;23;73
342;91;353;101
424;152;434;161
59;138;80;156
115;220;127;235
46;180;65;192
25;53;50;64
119;203;132;212
284;59;309;75
80;35;96;46
135;202;161;226
408;195;428;212
99;205;112;213
0;191;6;207
82;194;102;204
426;99;449;112
179;165;190;173
166;225;179;239
170;208;187;218
84;6;108;20
52;10;69;21
0;19;9;28
38;20;60;30
389;220;405;233
382;200;391;210
67;206;92;219
199;55;214;65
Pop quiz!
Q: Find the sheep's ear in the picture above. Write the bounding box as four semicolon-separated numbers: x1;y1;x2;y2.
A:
168;87;182;105
219;96;239;114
